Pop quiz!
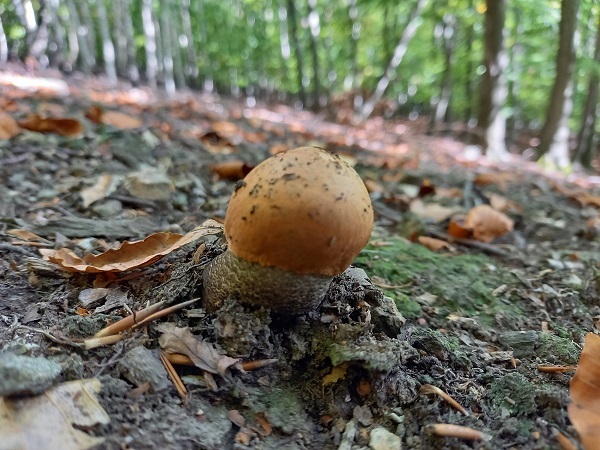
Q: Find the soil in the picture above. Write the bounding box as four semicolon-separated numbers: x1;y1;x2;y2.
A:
0;72;597;449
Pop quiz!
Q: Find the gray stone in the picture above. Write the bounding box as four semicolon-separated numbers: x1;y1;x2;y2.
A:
370;296;406;337
92;199;123;218
0;353;62;396
125;169;172;201
118;346;170;392
369;427;402;450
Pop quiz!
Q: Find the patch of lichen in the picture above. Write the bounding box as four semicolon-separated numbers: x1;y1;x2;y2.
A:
536;332;581;365
355;237;521;327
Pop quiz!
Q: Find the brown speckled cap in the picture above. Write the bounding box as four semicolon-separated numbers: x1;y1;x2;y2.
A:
224;147;374;276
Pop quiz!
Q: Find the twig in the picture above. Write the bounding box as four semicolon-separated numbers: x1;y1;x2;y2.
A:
160;350;188;402
419;384;469;416
15;325;83;348
132;298;201;330
94;341;127;377
537;365;577;373
425;227;510;257
94;301;165;338
84;334;126;349
427;424;490;441
0;243;40;257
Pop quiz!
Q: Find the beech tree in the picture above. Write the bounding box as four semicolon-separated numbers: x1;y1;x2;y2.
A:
477;0;508;160
537;0;580;168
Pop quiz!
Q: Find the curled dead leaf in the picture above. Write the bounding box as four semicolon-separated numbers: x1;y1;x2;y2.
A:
19;113;83;137
40;220;223;273
568;333;600;450
448;218;471;239
0;111;21;139
211;160;254;181
463;205;513;242
417;236;455;252
86;105;143;129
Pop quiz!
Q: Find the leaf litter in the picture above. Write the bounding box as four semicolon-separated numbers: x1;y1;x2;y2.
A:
0;80;599;449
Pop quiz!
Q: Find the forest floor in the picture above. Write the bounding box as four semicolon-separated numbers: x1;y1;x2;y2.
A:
0;70;597;450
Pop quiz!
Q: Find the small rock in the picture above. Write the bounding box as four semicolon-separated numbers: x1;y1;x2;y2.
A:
0;353;62;396
118;346;170;392
353;405;373;426
370;296;406;337
125;169;172;201
369;427;402;450
92;199;123;218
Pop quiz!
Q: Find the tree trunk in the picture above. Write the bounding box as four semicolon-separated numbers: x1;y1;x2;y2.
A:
286;0;307;105
506;6;523;149
344;0;359;92
181;0;199;83
159;1;176;95
142;0;158;88
122;0;139;83
574;12;600;167
429;13;456;133
78;1;97;68
0;15;9;64
306;0;321;108
463;0;475;122
96;0;117;85
477;0;508;160
537;0;580;168
356;0;429;121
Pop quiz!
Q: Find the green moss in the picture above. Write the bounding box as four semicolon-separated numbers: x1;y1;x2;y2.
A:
486;372;537;417
393;293;422;319
356;238;520;328
536;333;581;365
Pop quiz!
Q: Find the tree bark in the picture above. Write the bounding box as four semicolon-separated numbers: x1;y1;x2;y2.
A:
537;0;580;168
306;0;321;108
286;0;307;105
356;0;428;121
181;0;199;82
506;6;523;149
429;13;456;133
96;0;117;85
574;13;600;167
142;0;158;88
477;0;509;160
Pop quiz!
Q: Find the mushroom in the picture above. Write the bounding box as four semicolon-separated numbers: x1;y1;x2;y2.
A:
203;146;374;314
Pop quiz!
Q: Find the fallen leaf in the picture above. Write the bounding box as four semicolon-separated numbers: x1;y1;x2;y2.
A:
417;236;455;252
0;378;109;450
489;193;521;213
40;220;223;273
7;229;51;244
323;363;349;386
256;413;272;436
363;179;384;193
410;199;461;223
199;131;235;154
568;333;600;450
447;218;471;239
0;111;21;139
228;410;246;428
80;174;120;207
158;323;242;376
211;160;254;181
18;113;83;137
86;106;143;129
463;205;514;242
474;172;520;191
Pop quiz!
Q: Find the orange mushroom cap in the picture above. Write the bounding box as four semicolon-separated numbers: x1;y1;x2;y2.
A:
225;147;374;277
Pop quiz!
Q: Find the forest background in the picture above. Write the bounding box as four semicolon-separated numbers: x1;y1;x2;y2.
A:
0;0;598;170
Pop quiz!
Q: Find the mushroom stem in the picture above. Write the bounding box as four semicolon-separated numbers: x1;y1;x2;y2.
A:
203;250;332;314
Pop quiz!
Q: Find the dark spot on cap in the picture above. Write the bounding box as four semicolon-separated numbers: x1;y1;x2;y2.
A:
234;180;247;192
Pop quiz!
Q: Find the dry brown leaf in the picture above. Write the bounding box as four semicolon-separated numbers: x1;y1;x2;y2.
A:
199;131;235;154
102;111;143;129
211;160;254;181
474;172;520;191
447;218;471;239
568;333;600;450
0;111;21;139
417;236;455;252
323;363;350;386
463;205;513;242
40;220;223;273
0;378;109;450
489;193;522;213
256;413;273;436
18;113;83;137
228;410;246;428
80;174;119;207
363;179;384;193
7;229;51;243
410;199;461;223
158;323;242;376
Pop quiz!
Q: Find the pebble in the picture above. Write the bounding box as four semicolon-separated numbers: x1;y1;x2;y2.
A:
118;346;171;392
369;427;402;450
0;353;62;396
125;169;171;201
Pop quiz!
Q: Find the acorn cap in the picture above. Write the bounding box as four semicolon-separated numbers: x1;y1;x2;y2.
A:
224;147;374;276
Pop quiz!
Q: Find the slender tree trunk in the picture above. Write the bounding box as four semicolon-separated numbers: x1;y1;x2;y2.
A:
344;0;359;92
537;0;580;168
64;0;82;70
96;0;117;85
306;0;321;108
575;12;600;167
277;5;291;98
159;1;176;94
464;0;475;122
114;0;129;77
429;13;456;133
0;15;8;64
506;7;523;149
286;0;307;105
122;0;139;83
477;0;508;160
78;1;97;68
142;0;158;88
181;0;199;83
357;0;429;121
